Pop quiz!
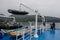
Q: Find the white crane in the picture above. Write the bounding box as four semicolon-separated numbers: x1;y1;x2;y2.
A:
19;3;39;38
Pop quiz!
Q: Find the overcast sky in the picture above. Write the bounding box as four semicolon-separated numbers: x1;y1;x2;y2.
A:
0;0;60;17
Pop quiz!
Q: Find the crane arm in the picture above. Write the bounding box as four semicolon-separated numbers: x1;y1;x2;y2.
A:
20;3;35;12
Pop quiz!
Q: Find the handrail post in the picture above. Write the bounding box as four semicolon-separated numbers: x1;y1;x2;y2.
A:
23;29;25;40
29;22;32;40
16;31;18;40
34;10;38;38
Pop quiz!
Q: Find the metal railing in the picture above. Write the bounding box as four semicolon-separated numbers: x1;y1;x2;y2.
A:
17;22;35;40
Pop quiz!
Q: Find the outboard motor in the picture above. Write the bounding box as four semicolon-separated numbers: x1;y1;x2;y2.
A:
43;22;46;26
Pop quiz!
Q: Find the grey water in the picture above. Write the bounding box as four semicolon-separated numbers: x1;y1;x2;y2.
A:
21;22;60;29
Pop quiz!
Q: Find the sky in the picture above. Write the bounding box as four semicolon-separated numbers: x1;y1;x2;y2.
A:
0;0;60;17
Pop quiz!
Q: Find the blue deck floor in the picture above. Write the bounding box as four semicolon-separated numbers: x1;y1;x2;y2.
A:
32;30;60;40
0;30;60;40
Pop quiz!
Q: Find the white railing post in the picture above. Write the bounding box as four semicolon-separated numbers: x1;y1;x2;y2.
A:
16;32;18;40
29;22;32;40
34;10;38;38
42;16;46;32
23;29;25;40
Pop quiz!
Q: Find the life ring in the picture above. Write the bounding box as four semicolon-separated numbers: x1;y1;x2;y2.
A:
10;32;17;36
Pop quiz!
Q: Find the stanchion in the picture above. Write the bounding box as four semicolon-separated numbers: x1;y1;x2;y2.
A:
29;22;32;40
34;10;38;38
23;29;25;40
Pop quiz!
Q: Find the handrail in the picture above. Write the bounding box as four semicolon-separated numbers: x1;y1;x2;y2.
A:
17;29;36;40
17;22;36;40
